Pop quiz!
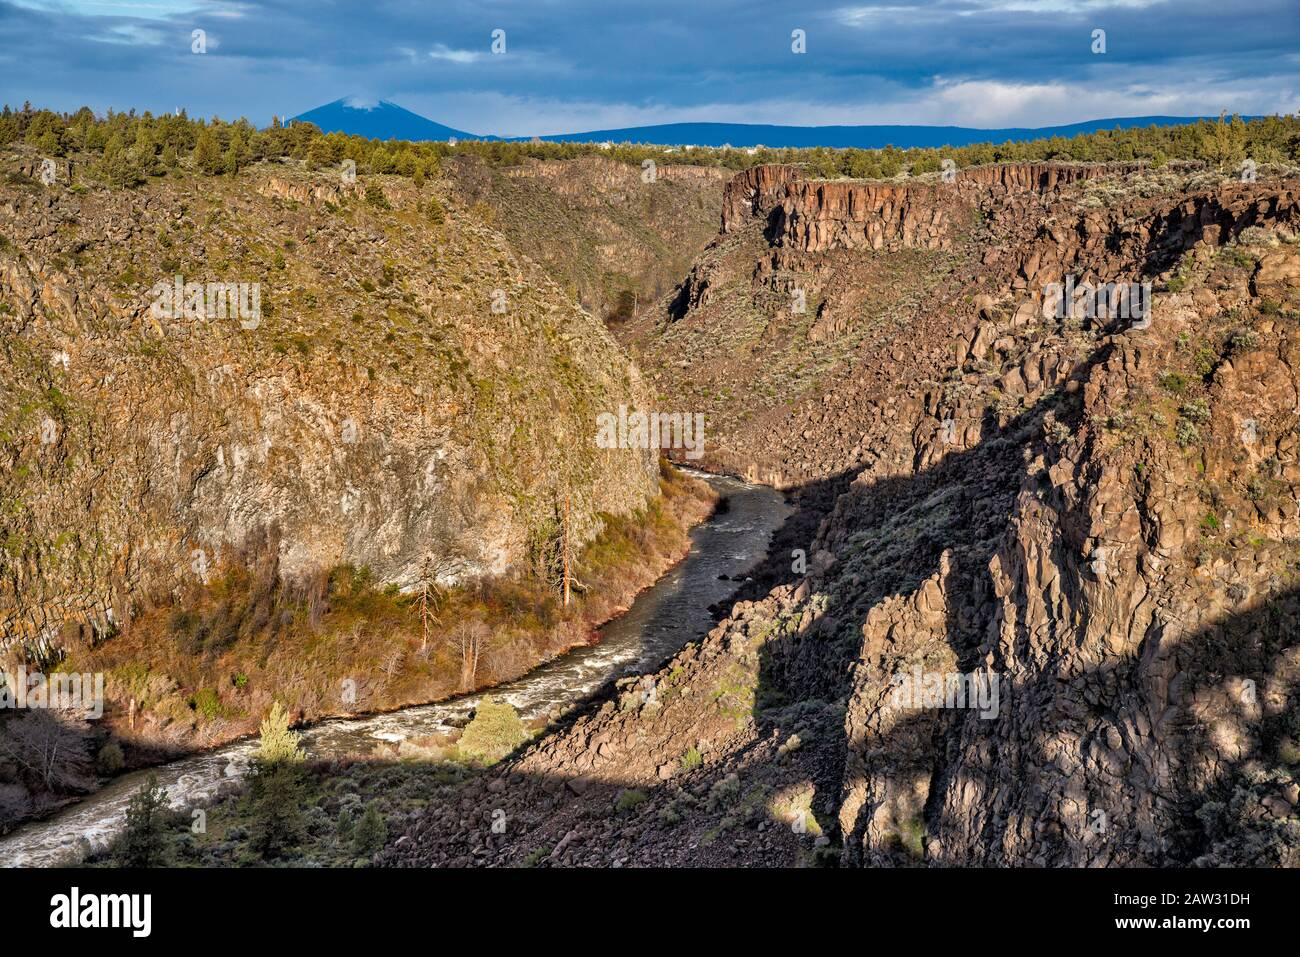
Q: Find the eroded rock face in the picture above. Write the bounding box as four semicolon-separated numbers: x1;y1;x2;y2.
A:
649;163;1300;490
258;174;363;207
722;162;1150;256
0;164;658;654
719;163;803;234
777;180;962;252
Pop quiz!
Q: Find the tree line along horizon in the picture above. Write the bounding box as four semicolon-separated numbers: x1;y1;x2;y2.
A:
2;103;1297;190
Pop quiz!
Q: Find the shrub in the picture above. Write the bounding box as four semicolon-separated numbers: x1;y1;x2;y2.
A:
1159;370;1189;395
255;701;303;765
658;805;682;826
352;805;387;855
336;807;355;838
1180;398;1212;424
365;182;391;209
189;687;222;721
522;845;551;867
707;773;741;811
615;789;648;813
1230;329;1260;352
1175;419;1200;447
457;696;527;764
96;740;125;775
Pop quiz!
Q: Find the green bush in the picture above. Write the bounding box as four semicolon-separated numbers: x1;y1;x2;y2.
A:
457;696;527;764
96;740;125;775
365;182;391;210
1179;398;1211;424
189;687;222;721
255;701;304;765
1175;419;1201;447
680;746;703;771
1159;370;1189;395
352;805;387;855
615;789;648;813
336;807;355;838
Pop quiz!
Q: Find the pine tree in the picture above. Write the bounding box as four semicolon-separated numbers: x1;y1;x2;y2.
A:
98;132;142;189
116;774;172;867
245;702;306;857
36;130;61;156
192;128;222;175
306;136;334;169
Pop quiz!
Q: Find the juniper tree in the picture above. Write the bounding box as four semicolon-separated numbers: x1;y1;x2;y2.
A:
247;701;306;857
352;805;387;856
116;774;172;867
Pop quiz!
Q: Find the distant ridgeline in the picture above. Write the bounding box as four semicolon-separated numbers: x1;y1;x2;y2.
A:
290;97;1253;150
2;102;1295;184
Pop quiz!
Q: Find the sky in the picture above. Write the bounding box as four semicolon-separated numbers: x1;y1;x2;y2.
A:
0;0;1297;135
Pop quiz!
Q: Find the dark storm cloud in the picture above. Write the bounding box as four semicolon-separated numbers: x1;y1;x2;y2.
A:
1;0;1296;132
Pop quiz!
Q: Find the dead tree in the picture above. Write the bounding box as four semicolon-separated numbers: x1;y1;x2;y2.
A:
562;491;572;608
546;491;584;607
415;557;438;654
0;710;93;792
454;620;486;691
413;554;461;656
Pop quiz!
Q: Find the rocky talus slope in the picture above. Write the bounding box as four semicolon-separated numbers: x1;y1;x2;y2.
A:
388;162;1300;867
0;154;658;659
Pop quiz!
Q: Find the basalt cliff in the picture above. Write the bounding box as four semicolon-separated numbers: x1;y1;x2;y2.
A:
388;160;1300;867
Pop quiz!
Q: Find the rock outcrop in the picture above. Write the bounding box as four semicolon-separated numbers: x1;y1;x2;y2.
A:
719;163;803;233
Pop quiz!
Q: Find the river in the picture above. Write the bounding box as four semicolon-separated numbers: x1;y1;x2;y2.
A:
0;470;790;867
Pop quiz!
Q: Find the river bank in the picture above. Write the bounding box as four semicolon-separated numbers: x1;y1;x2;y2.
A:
0;464;722;839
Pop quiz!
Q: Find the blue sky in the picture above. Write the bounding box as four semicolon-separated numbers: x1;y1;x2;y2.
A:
1;0;1297;135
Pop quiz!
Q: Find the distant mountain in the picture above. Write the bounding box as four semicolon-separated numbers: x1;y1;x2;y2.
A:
289;98;1233;150
533;117;1234;150
290;97;479;141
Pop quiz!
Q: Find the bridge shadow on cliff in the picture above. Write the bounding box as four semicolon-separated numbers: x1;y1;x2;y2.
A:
712;320;1300;866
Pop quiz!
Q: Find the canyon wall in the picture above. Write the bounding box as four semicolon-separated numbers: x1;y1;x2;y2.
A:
397;161;1300;867
0;160;658;657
